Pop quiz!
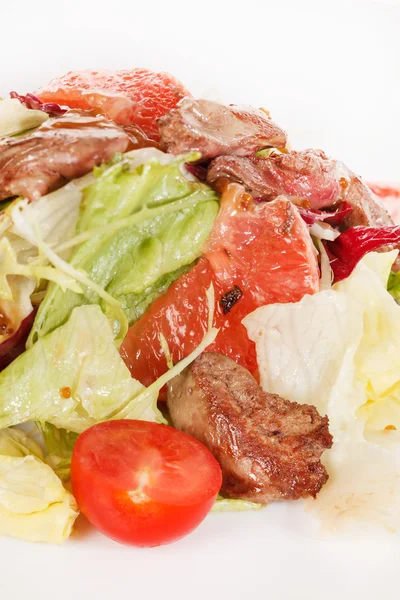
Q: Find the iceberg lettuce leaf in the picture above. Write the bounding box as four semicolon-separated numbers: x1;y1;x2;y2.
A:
0;427;43;459
244;251;400;531
0;426;77;544
212;496;263;513
0;177;86;346
0;98;48;139
0;305;158;433
30;151;218;344
39;422;78;482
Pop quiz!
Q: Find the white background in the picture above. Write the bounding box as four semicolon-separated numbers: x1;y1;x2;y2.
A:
1;1;400;598
1;0;400;182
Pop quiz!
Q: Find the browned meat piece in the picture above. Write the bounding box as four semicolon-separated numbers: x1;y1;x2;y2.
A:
341;175;393;228
167;352;332;503
122;124;162;152
0;110;130;201
207;149;394;228
207;150;341;209
158;98;287;159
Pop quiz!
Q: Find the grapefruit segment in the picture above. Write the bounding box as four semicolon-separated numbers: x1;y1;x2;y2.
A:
120;185;319;388
36;68;191;141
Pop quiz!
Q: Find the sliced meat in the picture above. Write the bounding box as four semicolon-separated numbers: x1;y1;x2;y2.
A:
207;150;394;230
342;175;393;229
340;181;398;270
207;150;341;209
167;352;332;503
158;98;287;159
0;110;130;201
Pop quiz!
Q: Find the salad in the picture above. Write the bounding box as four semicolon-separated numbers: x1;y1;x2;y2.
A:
0;68;400;547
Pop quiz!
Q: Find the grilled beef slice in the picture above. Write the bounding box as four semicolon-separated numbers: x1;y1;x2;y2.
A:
158;98;287;160
207;149;392;227
0;110;130;201
167;352;332;503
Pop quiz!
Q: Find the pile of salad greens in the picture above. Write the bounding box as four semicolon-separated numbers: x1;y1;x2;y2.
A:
1;93;400;545
0;100;225;543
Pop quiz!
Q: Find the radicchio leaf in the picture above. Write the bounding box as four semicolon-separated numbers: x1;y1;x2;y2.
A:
325;226;400;283
0;309;36;372
298;201;353;226
184;162;208;181
10;92;66;117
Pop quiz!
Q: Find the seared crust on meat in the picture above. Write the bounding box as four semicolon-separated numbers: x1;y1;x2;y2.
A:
167;352;332;503
342;175;393;229
207;150;341;209
0;110;130;201
158;98;287;160
207;150;393;230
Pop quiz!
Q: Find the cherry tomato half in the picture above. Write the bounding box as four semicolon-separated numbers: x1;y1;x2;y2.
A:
71;420;222;547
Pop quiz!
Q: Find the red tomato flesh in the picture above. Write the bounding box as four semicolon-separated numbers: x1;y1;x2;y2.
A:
120;185;320;389
71;420;222;547
36;68;191;141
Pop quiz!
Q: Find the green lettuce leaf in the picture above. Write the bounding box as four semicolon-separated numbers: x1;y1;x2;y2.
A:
0;427;43;459
76;149;204;232
212;496;263;513
0;175;90;343
40;422;77;482
40;422;77;458
387;270;400;302
125;263;194;324
29;151;218;344
0;282;219;486
0;304;159;433
244;250;400;531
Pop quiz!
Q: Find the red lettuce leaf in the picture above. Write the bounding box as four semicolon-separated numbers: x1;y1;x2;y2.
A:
0;309;36;372
298;201;353;226
184;162;208;181
325;226;400;283
10;91;66;117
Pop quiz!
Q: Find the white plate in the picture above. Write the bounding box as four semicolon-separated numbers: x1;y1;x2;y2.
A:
1;1;400;598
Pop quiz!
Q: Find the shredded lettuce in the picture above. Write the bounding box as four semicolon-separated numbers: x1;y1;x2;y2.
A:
0;237;82;300
30;151;219;345
244;251;400;531
114;283;217;421
0;178;87;343
0;427;77;544
0;290;218;432
0;283;218;489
